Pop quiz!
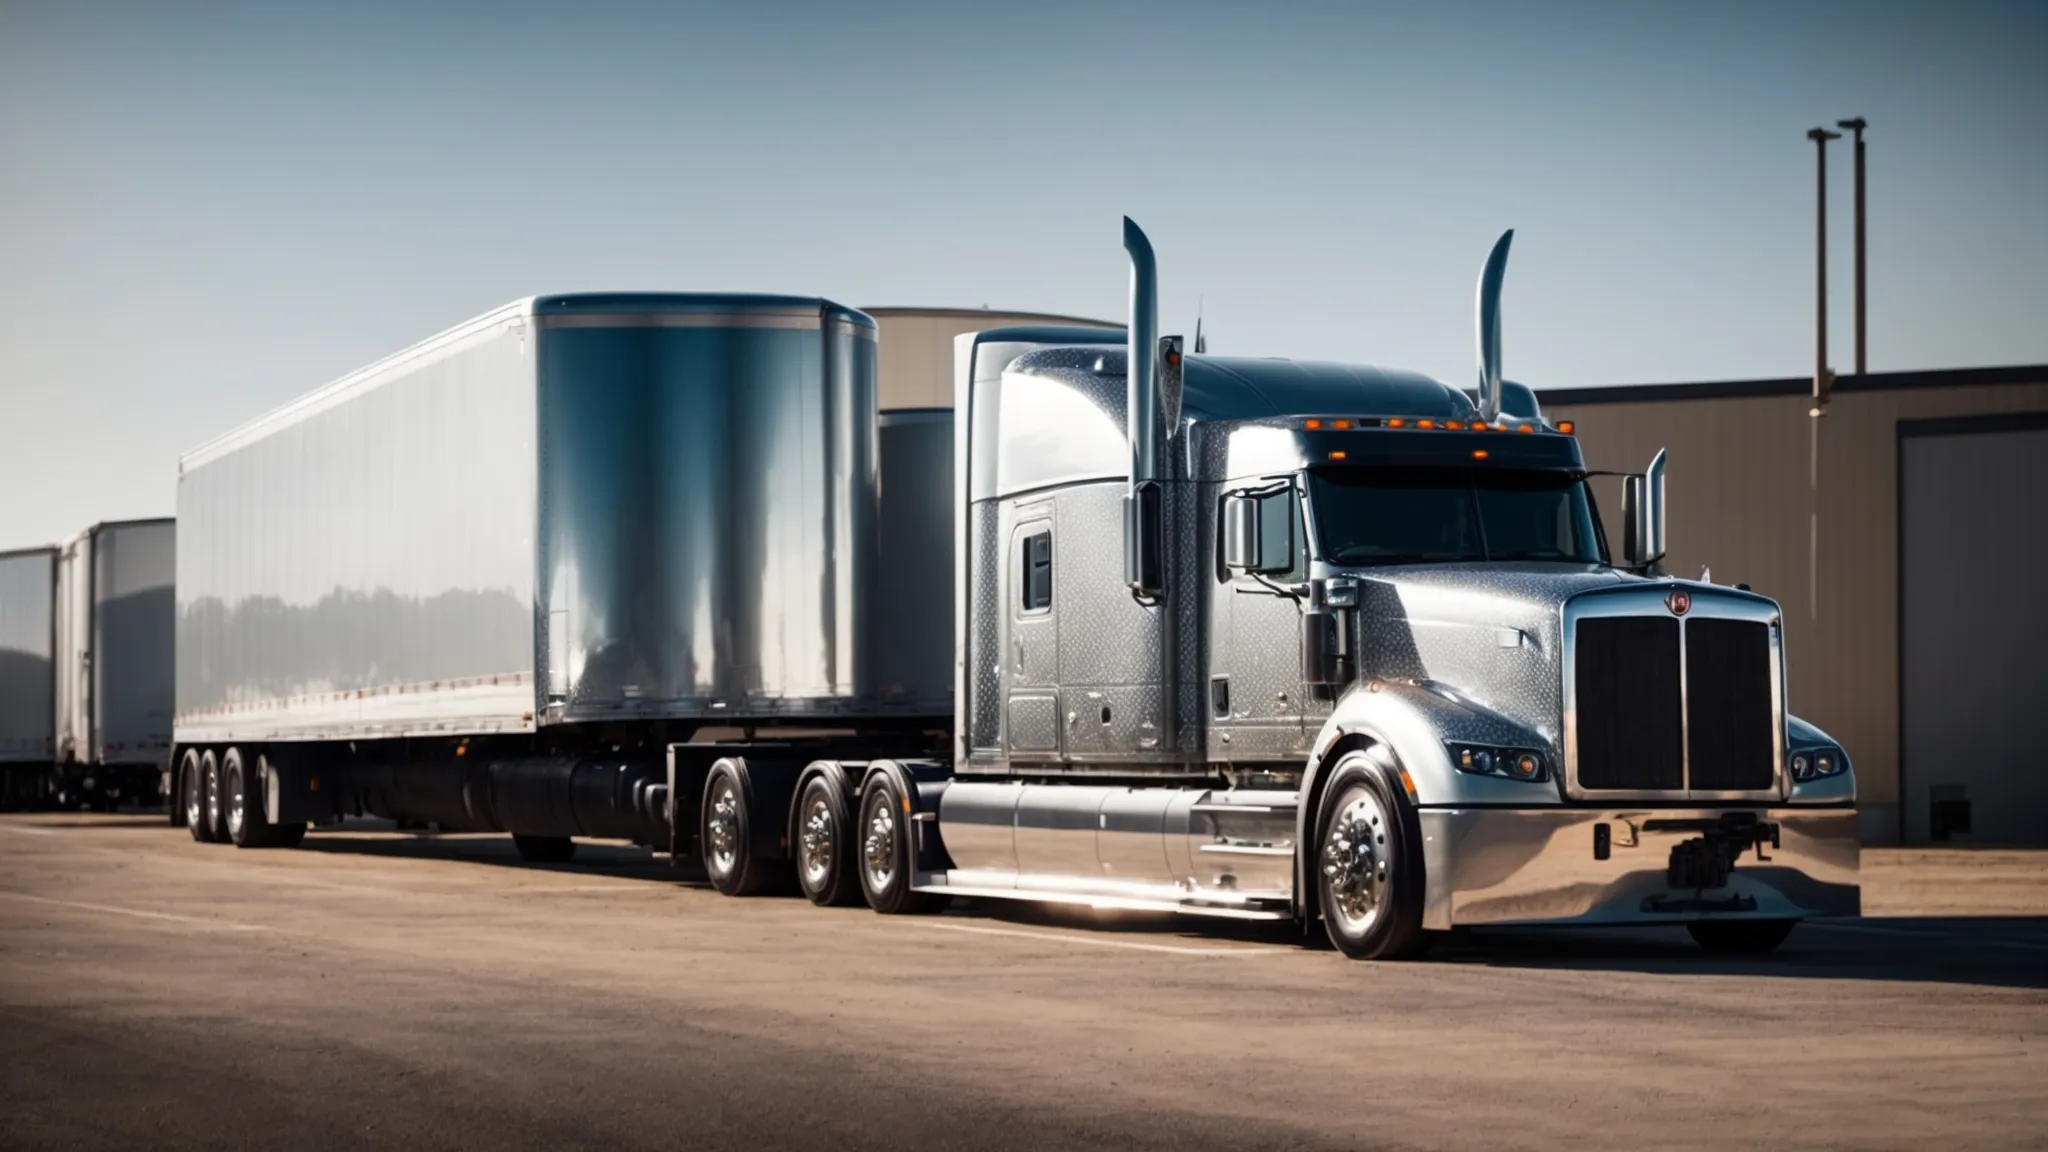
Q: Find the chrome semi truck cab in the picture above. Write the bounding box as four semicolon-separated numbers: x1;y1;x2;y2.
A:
867;218;1860;958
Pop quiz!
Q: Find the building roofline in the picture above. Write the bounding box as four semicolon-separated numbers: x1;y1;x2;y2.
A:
1539;363;2048;406
860;305;1118;328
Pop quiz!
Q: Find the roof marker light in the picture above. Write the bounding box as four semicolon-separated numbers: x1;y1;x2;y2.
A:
1557;420;1576;435
1329;450;1348;461
1418;419;1436;429
1446;419;1465;430
1303;418;1323;430
1331;418;1352;430
1473;449;1490;460
1387;418;1406;429
1517;423;1534;434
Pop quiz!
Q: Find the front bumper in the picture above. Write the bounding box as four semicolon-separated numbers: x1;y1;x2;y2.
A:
1419;807;1860;930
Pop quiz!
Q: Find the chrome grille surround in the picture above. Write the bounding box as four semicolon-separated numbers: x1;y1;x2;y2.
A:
1561;585;1786;803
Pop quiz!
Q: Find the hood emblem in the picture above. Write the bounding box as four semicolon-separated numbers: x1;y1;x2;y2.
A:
1666;589;1691;616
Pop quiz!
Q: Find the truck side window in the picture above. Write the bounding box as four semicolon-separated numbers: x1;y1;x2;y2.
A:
1021;529;1052;612
1257;487;1299;579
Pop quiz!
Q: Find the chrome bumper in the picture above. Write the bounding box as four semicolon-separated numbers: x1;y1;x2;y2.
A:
1418;807;1860;930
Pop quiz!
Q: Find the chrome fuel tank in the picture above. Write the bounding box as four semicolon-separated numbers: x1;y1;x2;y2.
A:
535;295;886;721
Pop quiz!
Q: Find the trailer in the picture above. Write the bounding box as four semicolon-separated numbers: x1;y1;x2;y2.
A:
176;225;1859;957
0;546;58;808
51;519;177;810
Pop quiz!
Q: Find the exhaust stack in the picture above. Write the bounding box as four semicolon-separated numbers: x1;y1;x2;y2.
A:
1475;229;1514;424
1122;217;1165;595
1124;217;1159;490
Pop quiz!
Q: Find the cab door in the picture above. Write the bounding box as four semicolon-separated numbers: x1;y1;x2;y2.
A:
1224;480;1309;756
1005;510;1061;757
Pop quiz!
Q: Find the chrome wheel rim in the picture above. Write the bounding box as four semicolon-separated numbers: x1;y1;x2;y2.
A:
862;800;897;891
706;779;741;875
184;767;203;829
799;795;835;889
203;763;221;830
1322;787;1389;935
226;764;245;837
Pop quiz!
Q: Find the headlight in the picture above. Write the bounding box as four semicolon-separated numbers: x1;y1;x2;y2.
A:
1449;743;1549;783
1791;748;1844;780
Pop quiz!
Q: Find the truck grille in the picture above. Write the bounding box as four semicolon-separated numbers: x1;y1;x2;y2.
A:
1573;617;1683;791
1570;611;1776;795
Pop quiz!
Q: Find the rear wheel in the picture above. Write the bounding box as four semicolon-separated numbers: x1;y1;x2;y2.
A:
794;775;858;907
512;834;576;864
200;750;229;843
1687;919;1796;954
181;750;215;842
856;773;941;915
225;747;272;848
701;761;777;896
1314;751;1431;960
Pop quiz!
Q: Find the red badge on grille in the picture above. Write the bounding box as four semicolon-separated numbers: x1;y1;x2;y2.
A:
1667;589;1691;616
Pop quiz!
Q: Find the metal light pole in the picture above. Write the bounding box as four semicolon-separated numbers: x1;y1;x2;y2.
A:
1806;127;1840;411
1836;117;1868;377
1805;126;1840;623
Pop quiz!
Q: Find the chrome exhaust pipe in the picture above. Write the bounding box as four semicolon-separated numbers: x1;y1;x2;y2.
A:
1475;229;1514;424
1123;216;1159;490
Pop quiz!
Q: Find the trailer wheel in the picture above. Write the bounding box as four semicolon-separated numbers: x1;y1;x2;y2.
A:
701;762;776;896
512;835;576;864
794;775;858;907
1687;919;1796;954
200;750;230;843
180;750;215;841
856;774;941;915
1313;751;1430;960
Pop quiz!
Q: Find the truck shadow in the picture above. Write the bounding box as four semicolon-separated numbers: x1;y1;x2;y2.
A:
289;828;708;885
1436;917;2048;990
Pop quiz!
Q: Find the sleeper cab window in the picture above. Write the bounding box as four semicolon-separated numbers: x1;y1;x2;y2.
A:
1020;528;1053;612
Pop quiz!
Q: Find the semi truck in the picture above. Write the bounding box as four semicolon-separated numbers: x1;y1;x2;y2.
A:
0;521;176;811
172;220;1860;958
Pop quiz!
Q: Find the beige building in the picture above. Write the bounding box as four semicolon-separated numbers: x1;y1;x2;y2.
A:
865;307;1116;409
1547;366;2048;846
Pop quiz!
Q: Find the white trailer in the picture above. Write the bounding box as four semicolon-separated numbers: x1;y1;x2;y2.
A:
0;546;58;808
52;519;177;809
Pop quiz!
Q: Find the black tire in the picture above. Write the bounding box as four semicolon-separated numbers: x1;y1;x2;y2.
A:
512;834;576;864
1312;751;1431;960
200;750;230;843
1687;919;1796;954
794;774;859;907
700;761;777;896
855;773;941;915
225;747;274;848
181;750;216;842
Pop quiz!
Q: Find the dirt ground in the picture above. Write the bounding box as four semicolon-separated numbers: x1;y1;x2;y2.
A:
3;813;2044;1151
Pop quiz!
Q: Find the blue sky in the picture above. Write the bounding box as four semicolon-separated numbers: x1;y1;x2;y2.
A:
1;0;2043;548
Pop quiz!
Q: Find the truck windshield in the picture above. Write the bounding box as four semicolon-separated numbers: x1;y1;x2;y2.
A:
1306;466;1605;566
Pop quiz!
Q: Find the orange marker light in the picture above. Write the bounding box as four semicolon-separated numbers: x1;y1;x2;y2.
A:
1517;423;1534;434
1472;449;1490;460
1386;418;1406;429
1331;418;1352;430
1557;420;1576;435
1417;419;1436;429
1445;419;1465;430
1303;418;1323;430
1329;450;1348;461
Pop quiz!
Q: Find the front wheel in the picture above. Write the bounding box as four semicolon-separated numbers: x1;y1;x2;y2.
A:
1687;919;1796;954
1314;751;1430;960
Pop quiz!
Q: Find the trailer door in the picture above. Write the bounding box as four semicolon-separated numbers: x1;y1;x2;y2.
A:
1900;418;2048;846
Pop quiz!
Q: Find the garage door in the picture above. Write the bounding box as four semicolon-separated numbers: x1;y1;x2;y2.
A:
1900;416;2048;845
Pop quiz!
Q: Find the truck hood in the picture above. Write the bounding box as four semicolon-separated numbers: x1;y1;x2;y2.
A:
1345;563;1632;744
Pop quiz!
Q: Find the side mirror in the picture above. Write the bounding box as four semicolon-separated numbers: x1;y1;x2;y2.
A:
1622;448;1668;570
1223;486;1295;574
